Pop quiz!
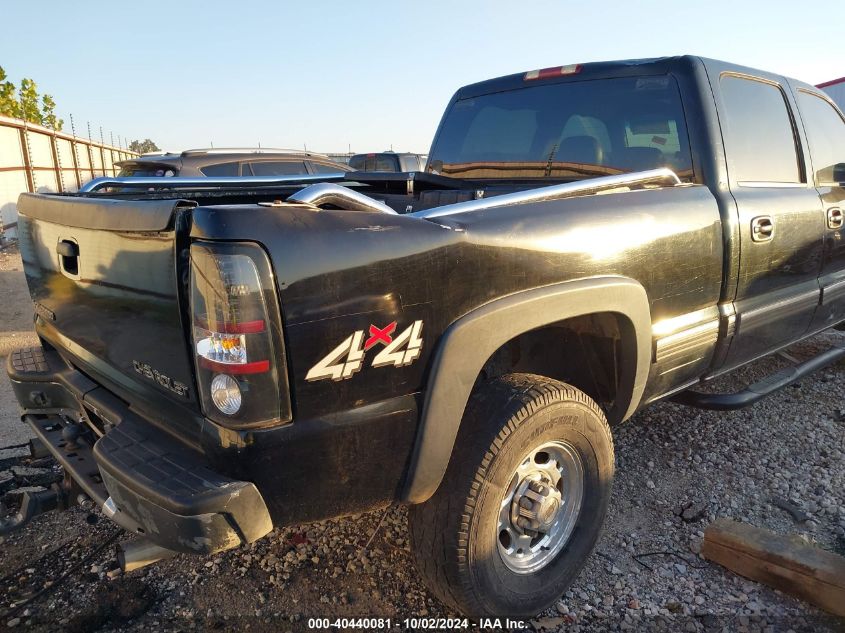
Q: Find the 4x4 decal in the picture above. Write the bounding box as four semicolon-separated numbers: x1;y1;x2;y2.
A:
305;320;424;382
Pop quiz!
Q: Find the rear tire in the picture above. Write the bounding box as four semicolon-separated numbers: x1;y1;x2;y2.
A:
408;373;614;618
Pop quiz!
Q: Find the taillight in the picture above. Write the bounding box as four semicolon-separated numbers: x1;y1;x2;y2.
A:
189;241;291;429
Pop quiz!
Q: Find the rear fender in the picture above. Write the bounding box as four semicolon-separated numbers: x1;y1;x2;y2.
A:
401;276;651;504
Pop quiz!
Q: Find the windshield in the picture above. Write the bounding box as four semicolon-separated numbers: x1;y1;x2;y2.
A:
427;75;694;182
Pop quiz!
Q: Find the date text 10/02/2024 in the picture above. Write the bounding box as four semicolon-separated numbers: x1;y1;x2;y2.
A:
306;617;529;629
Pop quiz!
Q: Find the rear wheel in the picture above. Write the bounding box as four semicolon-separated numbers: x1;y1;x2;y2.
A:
408;373;614;618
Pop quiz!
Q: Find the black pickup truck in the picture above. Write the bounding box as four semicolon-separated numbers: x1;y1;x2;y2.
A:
5;55;845;618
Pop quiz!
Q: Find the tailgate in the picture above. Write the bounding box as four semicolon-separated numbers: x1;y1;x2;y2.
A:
15;192;199;409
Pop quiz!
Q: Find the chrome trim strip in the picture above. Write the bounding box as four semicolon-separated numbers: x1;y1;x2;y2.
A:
654;320;720;363
821;279;845;306
737;289;819;333
102;497;118;519
657;356;708;377
652;306;720;338
79;173;347;193
737;181;807;189
412;168;682;219
288;182;397;214
718;302;738;338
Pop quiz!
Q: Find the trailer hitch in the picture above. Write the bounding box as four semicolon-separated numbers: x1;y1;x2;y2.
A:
0;485;65;536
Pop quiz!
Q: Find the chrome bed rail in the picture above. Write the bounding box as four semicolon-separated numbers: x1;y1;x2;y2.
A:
79;173;347;193
412;168;682;219
287;182;397;214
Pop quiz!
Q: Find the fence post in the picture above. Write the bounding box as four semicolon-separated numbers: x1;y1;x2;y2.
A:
70;114;82;190
98;126;106;177
50;131;64;192
85;122;95;179
18;127;35;193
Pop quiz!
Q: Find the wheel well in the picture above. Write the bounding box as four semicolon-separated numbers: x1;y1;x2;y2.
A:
478;313;630;419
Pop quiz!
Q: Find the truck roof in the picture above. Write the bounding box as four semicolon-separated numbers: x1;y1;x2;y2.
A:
455;55;810;99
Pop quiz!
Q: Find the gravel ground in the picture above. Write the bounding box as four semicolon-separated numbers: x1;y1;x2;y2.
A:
1;243;844;632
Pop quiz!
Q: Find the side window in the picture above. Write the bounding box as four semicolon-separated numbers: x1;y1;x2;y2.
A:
720;75;802;184
250;161;308;176
240;162;253;176
310;162;343;174
200;161;239;177
797;91;845;186
348;155;367;171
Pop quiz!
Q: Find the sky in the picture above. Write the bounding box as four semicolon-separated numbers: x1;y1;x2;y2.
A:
1;0;843;154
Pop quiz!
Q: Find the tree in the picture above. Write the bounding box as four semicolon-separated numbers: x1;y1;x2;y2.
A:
18;78;42;126
128;139;161;154
0;68;63;129
41;94;63;131
0;66;20;119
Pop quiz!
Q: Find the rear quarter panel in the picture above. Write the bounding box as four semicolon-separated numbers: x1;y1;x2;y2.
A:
192;184;722;421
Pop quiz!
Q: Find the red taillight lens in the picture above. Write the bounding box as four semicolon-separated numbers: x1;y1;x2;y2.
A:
524;64;582;81
189;241;291;429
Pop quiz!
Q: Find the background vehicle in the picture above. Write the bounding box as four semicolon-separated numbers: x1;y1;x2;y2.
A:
115;148;353;177
348;151;427;172
819;76;845;111
6;55;845;618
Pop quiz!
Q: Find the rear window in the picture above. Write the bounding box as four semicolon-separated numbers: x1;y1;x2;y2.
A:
427;75;693;181
118;163;177;177
349;154;401;172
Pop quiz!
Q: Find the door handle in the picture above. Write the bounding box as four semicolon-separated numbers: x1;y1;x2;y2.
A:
751;216;774;242
827;207;843;229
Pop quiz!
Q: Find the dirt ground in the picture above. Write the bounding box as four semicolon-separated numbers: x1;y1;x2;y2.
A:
0;244;38;452
1;243;844;632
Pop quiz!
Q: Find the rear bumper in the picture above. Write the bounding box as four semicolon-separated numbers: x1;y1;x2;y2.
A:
7;346;273;555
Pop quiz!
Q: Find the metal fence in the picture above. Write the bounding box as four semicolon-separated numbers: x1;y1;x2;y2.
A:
0;116;138;239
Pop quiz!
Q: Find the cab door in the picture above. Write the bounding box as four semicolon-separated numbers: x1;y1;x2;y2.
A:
712;70;825;369
795;89;845;330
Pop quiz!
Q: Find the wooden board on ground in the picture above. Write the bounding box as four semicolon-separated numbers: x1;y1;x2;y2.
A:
702;518;845;617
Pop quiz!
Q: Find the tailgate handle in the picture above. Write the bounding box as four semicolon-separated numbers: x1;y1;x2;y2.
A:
57;239;80;277
56;240;79;258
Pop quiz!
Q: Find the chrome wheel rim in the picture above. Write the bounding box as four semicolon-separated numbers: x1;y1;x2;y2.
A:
496;440;584;574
